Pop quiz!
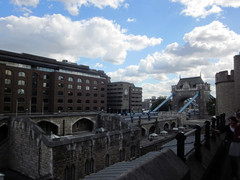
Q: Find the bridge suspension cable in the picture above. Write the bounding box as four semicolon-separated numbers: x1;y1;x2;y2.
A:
178;91;200;113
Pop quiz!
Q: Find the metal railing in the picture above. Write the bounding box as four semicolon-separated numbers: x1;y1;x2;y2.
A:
175;113;226;162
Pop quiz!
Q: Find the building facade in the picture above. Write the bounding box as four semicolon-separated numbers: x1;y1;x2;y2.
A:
215;54;240;117
107;82;142;113
0;49;110;114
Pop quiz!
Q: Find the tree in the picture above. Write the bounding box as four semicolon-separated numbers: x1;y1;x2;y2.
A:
151;96;172;112
207;95;216;116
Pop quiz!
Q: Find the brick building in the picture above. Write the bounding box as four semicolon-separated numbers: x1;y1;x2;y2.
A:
107;82;142;114
0;49;110;114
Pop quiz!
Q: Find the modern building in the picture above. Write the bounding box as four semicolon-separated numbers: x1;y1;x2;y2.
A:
107;82;142;113
0;49;110;114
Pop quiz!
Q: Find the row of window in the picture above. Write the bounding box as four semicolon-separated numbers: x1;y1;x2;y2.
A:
5;69;106;85
57;99;105;104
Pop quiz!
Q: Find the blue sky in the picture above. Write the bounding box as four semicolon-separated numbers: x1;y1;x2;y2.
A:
1;0;240;99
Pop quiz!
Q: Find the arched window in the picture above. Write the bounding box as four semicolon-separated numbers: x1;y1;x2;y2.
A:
18;72;25;77
58;76;64;80
68;77;73;82
86;79;90;84
5;69;12;76
77;78;82;83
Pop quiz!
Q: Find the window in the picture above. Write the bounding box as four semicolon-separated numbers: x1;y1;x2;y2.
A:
86;86;90;90
18;72;25;77
94;80;98;85
86;79;90;84
68;91;73;96
43;74;49;80
93;87;98;90
93;100;97;103
105;154;110;167
18;89;24;94
43;82;49;88
43;90;49;95
94;94;98;97
4;87;11;93
101;94;105;97
101;81;105;85
77;99;81;103
32;97;37;104
68;84;73;89
77;85;81;90
68;99;73;103
5;79;11;85
58;76;64;80
101;100;104;104
86;100;90;103
4;97;11;102
77;92;82;96
18;98;25;103
58;83;64;88
68;77;73;82
77;78;82;83
5;69;12;76
86;93;90;96
43;99;48;103
58;91;63;95
101;88;105;91
18;80;25;86
58;99;63;103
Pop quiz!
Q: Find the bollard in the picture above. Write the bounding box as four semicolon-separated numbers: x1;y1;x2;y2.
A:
194;125;202;161
204;121;210;150
176;132;186;162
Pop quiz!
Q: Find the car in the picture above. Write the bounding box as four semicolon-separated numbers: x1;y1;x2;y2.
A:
148;133;158;141
96;127;107;133
160;130;168;135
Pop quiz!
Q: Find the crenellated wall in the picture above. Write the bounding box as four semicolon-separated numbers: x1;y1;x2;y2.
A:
215;55;240;117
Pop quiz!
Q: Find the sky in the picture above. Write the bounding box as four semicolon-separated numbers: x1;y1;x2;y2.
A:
0;0;240;100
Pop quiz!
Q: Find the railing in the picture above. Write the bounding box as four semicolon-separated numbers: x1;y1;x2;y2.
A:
175;113;226;162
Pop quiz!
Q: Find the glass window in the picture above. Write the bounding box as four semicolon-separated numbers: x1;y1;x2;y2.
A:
4;87;11;93
94;80;98;85
18;80;25;86
94;94;98;97
86;93;90;96
18;98;25;102
86;79;90;84
58;91;63;95
77;99;81;103
43;74;49;80
68;99;73;103
58;99;63;103
43;82;49;88
101;81;105;85
77;85;81;90
68;91;73;96
93;87;98;90
58;76;64;80
77;92;82;96
68;77;73;82
4;97;11;102
18;89;25;94
5;69;12;76
43;90;49;95
58;83;64;88
18;72;25;77
86;100;90;103
5;79;11;85
77;78;82;83
101;88;105;91
86;86;90;90
68;84;73;89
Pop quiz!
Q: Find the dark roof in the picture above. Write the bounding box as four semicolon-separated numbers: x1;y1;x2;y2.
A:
176;76;204;89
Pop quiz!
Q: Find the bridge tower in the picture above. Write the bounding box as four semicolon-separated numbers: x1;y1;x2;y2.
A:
171;76;210;119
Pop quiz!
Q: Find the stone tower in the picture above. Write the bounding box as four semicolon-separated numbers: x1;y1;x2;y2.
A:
215;54;240;117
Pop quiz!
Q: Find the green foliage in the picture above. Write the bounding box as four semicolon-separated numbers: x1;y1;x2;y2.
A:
207;96;216;116
151;97;172;111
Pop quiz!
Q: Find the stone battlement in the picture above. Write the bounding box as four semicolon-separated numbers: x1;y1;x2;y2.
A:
215;70;234;84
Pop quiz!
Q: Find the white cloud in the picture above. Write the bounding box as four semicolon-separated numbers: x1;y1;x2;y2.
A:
171;0;240;18
108;21;240;99
94;63;103;68
127;18;136;22
52;0;126;15
10;0;39;7
0;14;161;64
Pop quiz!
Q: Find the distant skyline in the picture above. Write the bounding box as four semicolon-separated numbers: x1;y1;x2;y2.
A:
1;0;240;99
